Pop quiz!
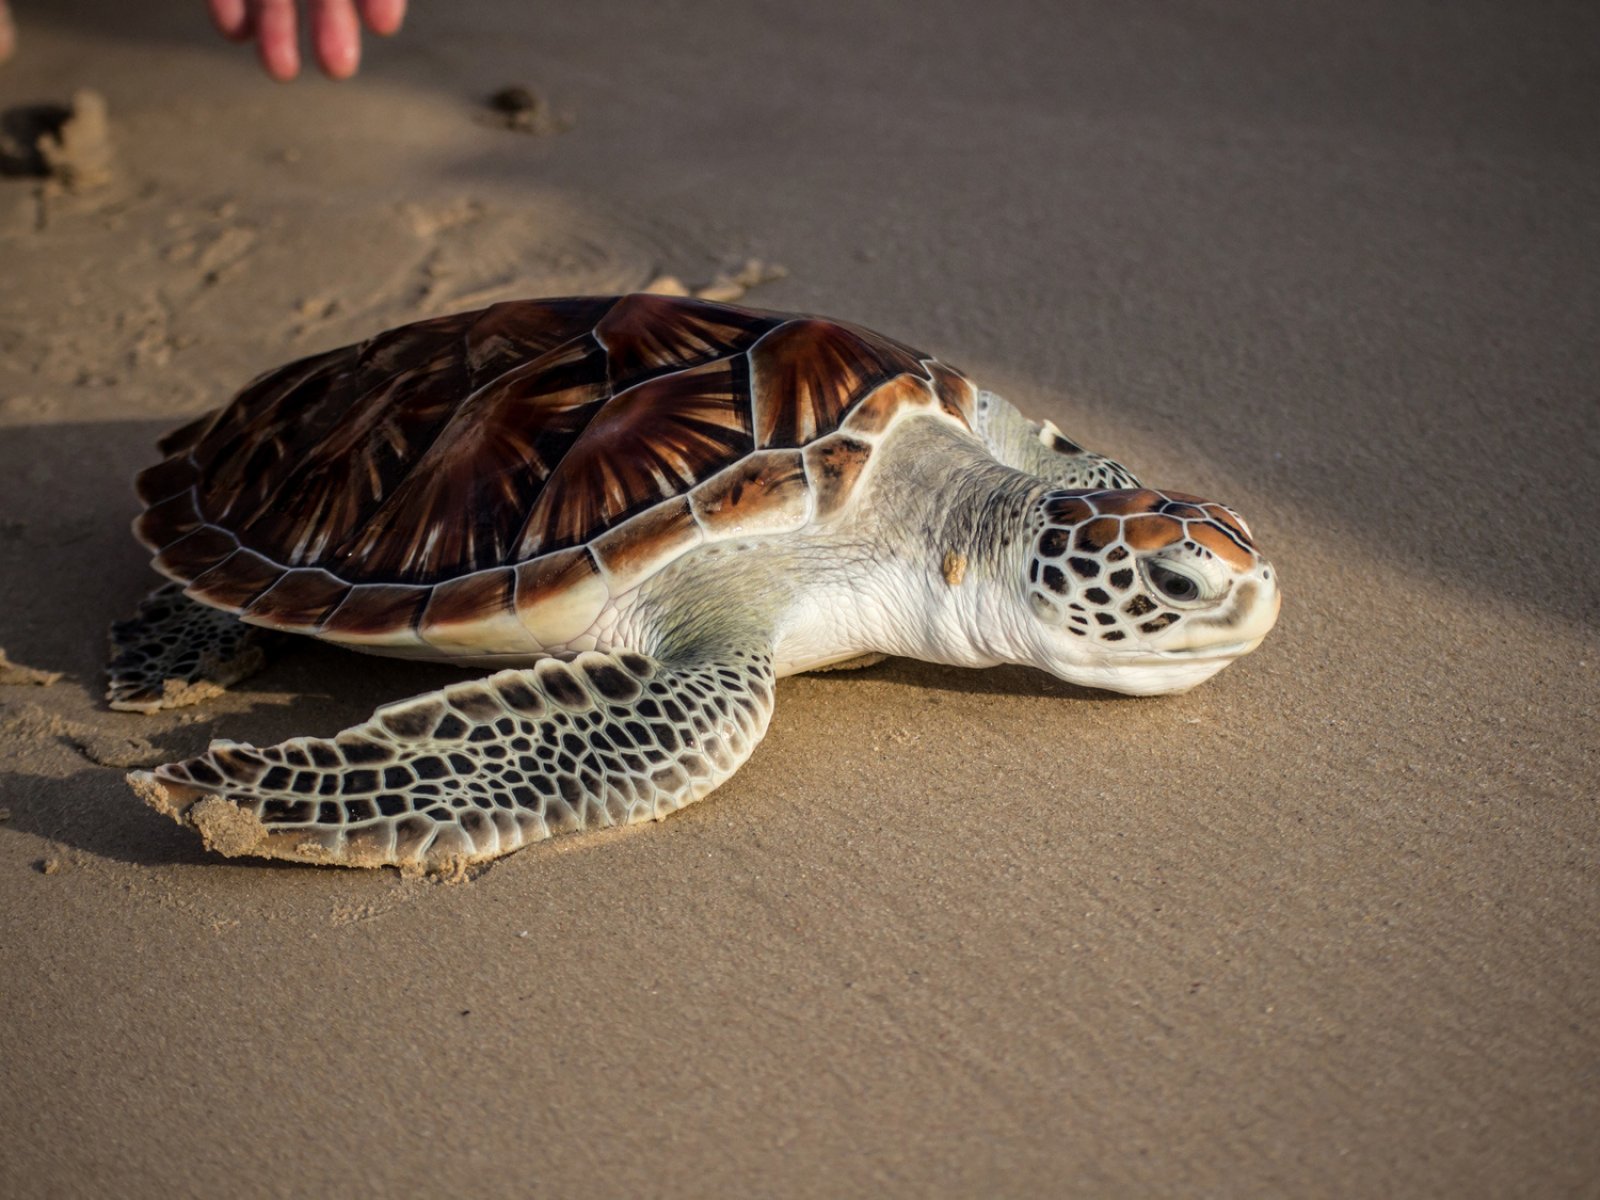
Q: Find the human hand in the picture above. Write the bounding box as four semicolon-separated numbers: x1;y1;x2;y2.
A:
207;0;407;81
0;0;16;64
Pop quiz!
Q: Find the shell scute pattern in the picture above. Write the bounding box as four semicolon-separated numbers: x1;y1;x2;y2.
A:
134;295;978;656
321;583;430;646
688;449;812;539
593;292;780;390
924;360;979;426
517;355;754;557
245;568;349;632
749;317;925;447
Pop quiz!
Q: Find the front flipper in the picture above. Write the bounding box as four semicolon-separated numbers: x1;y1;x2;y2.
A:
128;646;776;872
974;390;1140;490
107;583;281;714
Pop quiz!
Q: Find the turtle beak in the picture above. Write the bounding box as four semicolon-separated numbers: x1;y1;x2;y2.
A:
1169;567;1281;657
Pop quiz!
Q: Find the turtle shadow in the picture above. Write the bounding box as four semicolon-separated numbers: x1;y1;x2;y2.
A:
0;101;75;178
1;762;409;874
1;762;253;870
819;656;1139;704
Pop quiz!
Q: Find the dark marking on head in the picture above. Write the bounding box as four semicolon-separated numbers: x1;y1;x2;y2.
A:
1045;495;1093;525
1039;528;1072;559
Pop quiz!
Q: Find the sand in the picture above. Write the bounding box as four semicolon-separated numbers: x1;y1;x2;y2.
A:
1;1;1597;1195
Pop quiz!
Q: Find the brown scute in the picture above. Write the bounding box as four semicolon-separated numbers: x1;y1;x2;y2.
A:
421;567;517;631
464;297;617;385
802;433;875;520
134;454;198;505
840;372;936;438
153;525;239;583
321;583;431;638
1073;517;1121;554
1121;514;1185;551
1189;521;1257;570
327;336;610;581
1202;503;1254;545
225;343;471;569
134;490;203;551
595;292;780;392
592;498;704;590
155;409;220;457
244;569;352;630
186;346;361;521
515;356;753;557
1090;489;1164;517
515;545;603;610
351;309;479;379
1044;494;1095;526
184;548;285;612
925;360;977;428
751;318;927;448
689;450;810;538
512;546;611;647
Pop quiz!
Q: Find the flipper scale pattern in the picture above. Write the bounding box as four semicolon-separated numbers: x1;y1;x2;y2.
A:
130;647;776;871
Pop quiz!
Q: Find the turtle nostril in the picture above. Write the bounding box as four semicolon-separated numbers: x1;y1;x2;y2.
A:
1148;562;1200;603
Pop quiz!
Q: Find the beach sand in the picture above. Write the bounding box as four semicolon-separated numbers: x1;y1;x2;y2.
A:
1;1;1596;1194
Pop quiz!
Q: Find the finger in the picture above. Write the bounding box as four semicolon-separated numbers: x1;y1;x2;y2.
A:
357;0;406;37
252;0;301;82
0;0;16;65
310;0;360;79
206;0;252;42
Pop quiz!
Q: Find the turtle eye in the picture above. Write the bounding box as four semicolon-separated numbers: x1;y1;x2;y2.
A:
1148;562;1201;603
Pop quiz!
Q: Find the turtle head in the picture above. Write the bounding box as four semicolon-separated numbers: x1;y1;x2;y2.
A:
1018;488;1280;695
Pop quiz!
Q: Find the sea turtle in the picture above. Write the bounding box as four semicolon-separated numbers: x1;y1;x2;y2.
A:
119;293;1280;871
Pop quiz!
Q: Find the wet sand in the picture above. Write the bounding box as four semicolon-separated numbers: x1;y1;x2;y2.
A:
1;1;1597;1194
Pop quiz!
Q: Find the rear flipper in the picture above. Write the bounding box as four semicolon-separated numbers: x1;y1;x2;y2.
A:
127;646;777;872
107;583;280;713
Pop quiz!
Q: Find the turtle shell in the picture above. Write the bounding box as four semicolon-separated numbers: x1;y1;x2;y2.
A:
134;293;979;656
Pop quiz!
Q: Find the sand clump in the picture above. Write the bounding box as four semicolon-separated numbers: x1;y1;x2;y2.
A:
0;647;61;687
39;89;115;191
642;258;789;303
0;701;163;768
0;88;116;191
483;85;573;136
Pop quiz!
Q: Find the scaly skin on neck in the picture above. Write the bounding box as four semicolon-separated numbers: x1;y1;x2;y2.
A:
628;417;1048;676
814;418;1047;672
